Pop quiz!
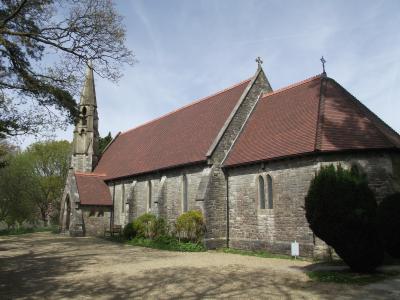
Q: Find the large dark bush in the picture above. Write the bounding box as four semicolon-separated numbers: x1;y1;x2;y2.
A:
377;193;400;258
305;164;383;272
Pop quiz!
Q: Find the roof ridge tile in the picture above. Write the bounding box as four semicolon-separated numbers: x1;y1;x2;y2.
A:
261;74;322;99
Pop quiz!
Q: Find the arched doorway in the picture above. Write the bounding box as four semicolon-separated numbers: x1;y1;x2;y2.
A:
65;196;71;231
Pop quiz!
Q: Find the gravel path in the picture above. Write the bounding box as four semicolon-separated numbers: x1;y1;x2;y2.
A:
0;232;398;299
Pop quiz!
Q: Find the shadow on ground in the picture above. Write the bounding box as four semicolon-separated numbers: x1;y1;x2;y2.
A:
0;233;397;299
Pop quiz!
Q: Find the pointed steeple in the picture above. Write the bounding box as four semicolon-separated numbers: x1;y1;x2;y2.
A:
80;61;97;106
71;61;100;173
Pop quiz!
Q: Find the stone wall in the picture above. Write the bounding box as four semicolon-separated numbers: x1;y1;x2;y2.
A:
226;151;400;258
109;164;205;229
60;169;84;236
110;181;131;226
81;206;111;236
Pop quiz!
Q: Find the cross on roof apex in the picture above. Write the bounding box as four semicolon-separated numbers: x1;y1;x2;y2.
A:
320;56;327;75
255;56;263;69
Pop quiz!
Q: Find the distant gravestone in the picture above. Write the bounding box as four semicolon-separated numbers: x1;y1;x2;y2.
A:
291;241;299;258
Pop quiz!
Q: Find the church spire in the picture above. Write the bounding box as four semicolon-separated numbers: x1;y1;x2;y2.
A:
80;61;97;106
71;62;100;172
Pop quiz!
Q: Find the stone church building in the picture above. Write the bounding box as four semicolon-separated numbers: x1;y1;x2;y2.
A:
60;62;400;257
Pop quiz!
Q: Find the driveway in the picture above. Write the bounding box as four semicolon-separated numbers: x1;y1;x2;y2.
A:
0;232;398;299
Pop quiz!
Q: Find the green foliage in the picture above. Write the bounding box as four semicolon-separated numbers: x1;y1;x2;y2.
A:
131;213;168;239
127;236;205;252
0;225;58;236
132;213;157;238
377;193;400;258
115;212;205;252
123;222;136;240
220;248;304;261
0;152;37;226
307;270;400;285
175;210;205;242
0;0;133;138
305;164;383;272
24;140;71;225
98;132;113;154
0;140;70;227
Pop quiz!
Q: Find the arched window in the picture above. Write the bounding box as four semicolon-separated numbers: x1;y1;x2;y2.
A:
148;181;152;211
182;174;188;212
81;107;87;126
89;208;96;217
267;175;273;209
258;175;266;209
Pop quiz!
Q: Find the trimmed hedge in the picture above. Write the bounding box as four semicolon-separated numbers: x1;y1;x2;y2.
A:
377;193;400;258
305;164;383;272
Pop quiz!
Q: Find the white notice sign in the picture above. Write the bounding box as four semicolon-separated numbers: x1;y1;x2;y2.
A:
291;241;299;257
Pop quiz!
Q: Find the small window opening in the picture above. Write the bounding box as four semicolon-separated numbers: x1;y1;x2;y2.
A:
82;106;87;116
148;181;152;211
182;174;188;212
89;208;96;217
98;209;104;217
258;175;266;209
267;175;273;209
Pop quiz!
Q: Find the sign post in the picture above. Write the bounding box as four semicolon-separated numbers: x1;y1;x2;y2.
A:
291;240;299;259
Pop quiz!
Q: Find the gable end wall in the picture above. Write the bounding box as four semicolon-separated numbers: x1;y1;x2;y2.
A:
203;69;271;248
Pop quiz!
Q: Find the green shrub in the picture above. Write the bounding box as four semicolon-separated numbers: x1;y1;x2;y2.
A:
305;164;383;272
175;210;205;242
131;213;168;239
123;222;136;240
377;193;400;258
128;235;206;252
153;217;168;237
132;213;157;238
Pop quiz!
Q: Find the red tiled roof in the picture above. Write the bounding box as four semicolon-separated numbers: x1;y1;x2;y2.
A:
95;78;252;179
224;76;400;167
75;173;112;205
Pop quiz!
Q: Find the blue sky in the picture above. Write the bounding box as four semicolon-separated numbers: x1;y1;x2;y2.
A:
24;0;400;145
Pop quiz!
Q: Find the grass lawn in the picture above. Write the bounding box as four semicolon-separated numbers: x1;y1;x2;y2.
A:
307;270;400;285
0;226;58;236
105;235;206;252
219;247;309;261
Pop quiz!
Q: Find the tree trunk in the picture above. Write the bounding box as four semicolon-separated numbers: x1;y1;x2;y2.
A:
41;210;48;227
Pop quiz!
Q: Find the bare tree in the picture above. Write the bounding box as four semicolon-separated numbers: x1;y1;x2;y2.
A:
0;0;134;137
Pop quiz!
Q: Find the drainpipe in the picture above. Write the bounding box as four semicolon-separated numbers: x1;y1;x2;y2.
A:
225;171;230;248
111;182;115;232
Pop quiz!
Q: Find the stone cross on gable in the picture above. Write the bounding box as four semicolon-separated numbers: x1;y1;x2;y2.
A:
255;56;263;69
320;56;326;75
